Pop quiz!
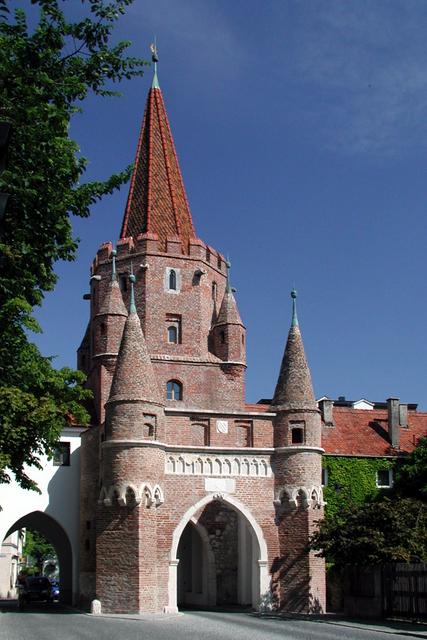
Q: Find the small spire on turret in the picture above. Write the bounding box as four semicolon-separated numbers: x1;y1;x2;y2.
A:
129;264;137;314
271;288;316;410
225;257;232;293
291;288;298;327
111;248;117;282
150;40;160;89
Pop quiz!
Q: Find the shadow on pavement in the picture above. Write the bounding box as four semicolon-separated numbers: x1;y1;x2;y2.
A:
0;599;79;615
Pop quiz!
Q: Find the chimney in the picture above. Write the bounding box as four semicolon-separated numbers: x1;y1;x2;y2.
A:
399;403;408;429
387;397;400;448
319;398;334;426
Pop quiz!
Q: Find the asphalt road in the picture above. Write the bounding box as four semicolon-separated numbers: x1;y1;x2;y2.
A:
1;602;427;640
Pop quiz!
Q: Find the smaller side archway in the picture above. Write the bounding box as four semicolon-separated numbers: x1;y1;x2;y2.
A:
4;511;73;604
177;518;216;607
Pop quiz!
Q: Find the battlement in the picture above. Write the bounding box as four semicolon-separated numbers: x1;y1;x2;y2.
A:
92;234;228;275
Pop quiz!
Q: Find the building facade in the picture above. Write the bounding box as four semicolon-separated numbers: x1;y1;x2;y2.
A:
77;63;326;614
2;60;425;614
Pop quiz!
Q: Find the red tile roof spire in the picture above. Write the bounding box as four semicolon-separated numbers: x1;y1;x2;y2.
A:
120;51;196;253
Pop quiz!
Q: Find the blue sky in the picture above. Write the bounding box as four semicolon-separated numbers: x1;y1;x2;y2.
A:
20;0;427;407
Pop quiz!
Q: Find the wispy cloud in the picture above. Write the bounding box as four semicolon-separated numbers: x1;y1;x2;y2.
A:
288;0;427;154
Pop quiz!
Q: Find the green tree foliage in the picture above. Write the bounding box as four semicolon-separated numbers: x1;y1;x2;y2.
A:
310;497;427;566
394;436;427;500
312;439;427;566
23;529;56;573
0;0;146;490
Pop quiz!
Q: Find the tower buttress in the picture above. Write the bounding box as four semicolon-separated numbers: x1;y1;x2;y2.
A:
96;272;166;613
271;290;326;613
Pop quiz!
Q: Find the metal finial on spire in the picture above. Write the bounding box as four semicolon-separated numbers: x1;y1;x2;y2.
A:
291;288;299;327
129;263;137;314
150;39;160;89
225;257;232;293
111;248;117;282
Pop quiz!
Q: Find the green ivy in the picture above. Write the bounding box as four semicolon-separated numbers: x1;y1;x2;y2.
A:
323;456;395;519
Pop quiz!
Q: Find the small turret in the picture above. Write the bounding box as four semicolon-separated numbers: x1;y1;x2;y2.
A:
211;260;246;364
91;249;128;422
271;290;325;613
271;289;318;448
103;268;164;450
93;250;128;358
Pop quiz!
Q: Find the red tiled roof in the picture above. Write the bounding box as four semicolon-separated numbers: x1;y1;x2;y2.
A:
120;86;196;253
322;407;427;456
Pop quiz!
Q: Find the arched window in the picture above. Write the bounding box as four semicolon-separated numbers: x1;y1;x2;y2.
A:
168;326;178;343
166;380;182;401
169;269;177;290
212;281;217;301
220;330;225;344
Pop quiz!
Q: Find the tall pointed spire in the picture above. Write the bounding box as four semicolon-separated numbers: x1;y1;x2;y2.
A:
107;274;162;405
120;45;196;253
271;290;315;409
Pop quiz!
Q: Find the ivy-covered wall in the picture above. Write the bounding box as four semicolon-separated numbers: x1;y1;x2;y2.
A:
323;456;395;519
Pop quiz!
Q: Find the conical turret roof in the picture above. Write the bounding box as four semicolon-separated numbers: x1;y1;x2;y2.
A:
97;279;127;317
215;290;244;326
214;260;243;327
271;290;316;410
120;66;196;253
107;284;162;405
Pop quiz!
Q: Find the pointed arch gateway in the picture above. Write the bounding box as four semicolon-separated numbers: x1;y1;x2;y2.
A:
165;494;269;613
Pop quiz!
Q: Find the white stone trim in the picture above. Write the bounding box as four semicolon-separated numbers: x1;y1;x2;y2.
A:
165;453;272;478
165;407;276;417
274;446;325;454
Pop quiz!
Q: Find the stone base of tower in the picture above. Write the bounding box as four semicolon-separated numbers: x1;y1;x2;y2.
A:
274;505;326;614
95;502;168;613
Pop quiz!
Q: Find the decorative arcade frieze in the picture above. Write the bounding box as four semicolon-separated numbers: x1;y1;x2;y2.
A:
274;484;325;511
165;452;272;478
98;483;164;508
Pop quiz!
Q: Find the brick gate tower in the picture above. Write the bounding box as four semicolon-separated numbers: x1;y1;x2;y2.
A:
78;54;326;614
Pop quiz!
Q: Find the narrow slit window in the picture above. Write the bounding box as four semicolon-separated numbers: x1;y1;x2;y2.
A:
169;269;177;290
